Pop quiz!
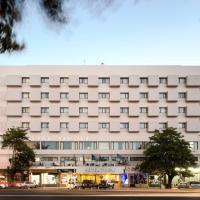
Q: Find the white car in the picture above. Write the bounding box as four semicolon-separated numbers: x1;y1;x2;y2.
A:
0;183;7;189
20;181;38;189
190;181;200;188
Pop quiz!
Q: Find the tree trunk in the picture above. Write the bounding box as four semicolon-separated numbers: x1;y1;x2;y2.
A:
166;175;174;189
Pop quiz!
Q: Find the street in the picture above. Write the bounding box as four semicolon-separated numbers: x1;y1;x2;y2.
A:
0;188;200;200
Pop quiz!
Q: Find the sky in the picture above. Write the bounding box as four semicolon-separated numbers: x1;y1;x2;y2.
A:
1;0;200;65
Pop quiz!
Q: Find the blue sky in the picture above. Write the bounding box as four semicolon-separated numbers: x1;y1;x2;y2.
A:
1;0;200;65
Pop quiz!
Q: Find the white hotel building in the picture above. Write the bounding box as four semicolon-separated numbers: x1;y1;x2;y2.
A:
0;65;200;186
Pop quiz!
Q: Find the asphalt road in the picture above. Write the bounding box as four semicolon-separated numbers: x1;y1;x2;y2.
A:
0;188;200;200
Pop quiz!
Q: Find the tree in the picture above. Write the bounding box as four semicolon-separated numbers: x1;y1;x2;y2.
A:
2;127;35;181
0;0;119;53
138;127;196;189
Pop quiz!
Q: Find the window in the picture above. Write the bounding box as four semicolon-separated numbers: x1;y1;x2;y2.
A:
130;157;144;161
22;92;29;99
79;107;88;113
159;107;167;113
140;107;148;113
60;142;75;150
159;92;167;99
79;123;88;129
60;77;68;83
79;142;97;150
22;77;29;83
98;93;110;99
120;93;129;99
99;78;110;84
159;77;167;84
41;92;49;99
60;92;68;99
41;77;49;83
159;122;167;129
98;107;110;113
98;123;110;129
140;92;148;99
41;141;59;149
120;123;129;129
112;142;127;150
178;92;186;99
178;107;186;113
140;77;148;84
41;107;49;113
120;78;129;84
79;93;88;99
178;122;186;129
140;122;148;129
130;142;146;150
22;122;29;128
41;122;49;129
120;107;129;113
179;77;186;84
60;107;68;113
22;107;30;113
79;77;88;84
60;122;68;129
189;142;198;151
99;142;110;150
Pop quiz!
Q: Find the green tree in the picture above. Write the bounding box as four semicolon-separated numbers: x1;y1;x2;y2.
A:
2;127;35;181
138;127;196;189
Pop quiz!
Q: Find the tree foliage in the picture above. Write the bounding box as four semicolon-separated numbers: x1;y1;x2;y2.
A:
138;127;196;188
2;127;35;181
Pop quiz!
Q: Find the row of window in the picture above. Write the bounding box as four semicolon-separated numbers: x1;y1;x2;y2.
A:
26;140;198;151
21;122;187;129
21;106;187;114
21;92;187;99
21;77;187;85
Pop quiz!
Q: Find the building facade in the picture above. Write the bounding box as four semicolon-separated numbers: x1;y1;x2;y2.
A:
0;65;200;186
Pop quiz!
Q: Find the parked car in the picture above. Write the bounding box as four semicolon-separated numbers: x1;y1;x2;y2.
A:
189;181;200;188
20;181;38;189
82;180;98;189
177;182;190;189
107;180;115;189
99;180;109;189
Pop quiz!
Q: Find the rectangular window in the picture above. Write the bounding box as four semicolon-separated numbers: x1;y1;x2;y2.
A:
189;141;198;151
140;107;148;113
22;92;29;99
79;93;88;99
120;93;129;99
79;141;97;150
60;142;75;150
178;107;186;113
140;122;148;129
98;93;110;99
22;107;30;113
79;107;88;113
159;77;167;84
79;123;88;129
98;107;110;113
41;141;59;150
179;77;186;84
99;78;110;84
159;107;167;113
120;78;129;84
99;142;110;150
22;122;30;128
60;107;68;113
120;107;129;113
41;107;49;113
41;92;49;99
159;122;167;129
140;77;148;84
159;92;167;99
98;123;110;129
60;92;68;99
178;122;186;129
41;122;49;129
22;77;29;83
120;123;129;129
130;142;146;150
112;142;126;150
130;157;144;161
41;77;49;83
178;92;186;99
60;122;68;129
140;92;148;99
60;77;68;83
79;77;88;84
